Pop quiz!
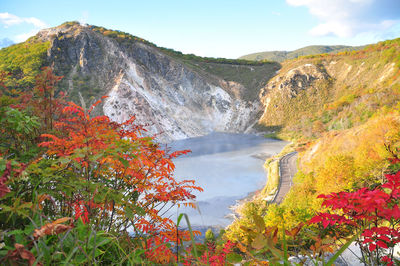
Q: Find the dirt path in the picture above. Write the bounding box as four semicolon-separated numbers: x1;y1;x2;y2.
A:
273;152;298;204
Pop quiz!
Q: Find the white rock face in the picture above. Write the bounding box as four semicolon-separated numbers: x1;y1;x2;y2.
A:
43;24;261;143
95;41;259;143
102;57;259;142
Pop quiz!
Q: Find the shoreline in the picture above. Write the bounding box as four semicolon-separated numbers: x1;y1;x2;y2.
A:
226;143;297;226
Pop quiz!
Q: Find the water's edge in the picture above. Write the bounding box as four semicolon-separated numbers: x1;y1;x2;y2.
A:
166;132;288;228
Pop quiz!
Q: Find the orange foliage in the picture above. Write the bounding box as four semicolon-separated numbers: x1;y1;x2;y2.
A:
39;99;203;261
33;217;73;239
5;244;42;266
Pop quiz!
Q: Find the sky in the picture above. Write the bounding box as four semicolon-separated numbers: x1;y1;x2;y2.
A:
0;0;399;58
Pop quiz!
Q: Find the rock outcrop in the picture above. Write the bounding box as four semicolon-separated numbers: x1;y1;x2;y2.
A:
259;63;329;111
258;62;331;128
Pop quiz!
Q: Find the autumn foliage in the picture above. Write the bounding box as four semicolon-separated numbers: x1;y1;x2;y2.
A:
39;99;202;226
1;62;400;264
182;240;236;266
0;68;203;264
310;160;400;265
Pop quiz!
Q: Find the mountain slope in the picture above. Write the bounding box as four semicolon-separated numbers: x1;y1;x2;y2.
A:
258;39;400;139
0;22;279;142
239;45;363;62
227;38;400;244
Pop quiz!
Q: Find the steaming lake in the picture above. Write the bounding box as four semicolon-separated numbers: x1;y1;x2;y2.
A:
167;132;288;227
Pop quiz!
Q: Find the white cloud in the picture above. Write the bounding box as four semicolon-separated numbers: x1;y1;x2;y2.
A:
24;17;47;28
0;12;46;28
286;0;400;38
308;21;354;37
0;12;47;42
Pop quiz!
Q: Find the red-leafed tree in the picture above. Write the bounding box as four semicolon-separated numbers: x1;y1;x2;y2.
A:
36;98;202;263
309;157;400;265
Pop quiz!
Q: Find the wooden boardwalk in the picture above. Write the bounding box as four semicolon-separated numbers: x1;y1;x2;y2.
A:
273;152;298;204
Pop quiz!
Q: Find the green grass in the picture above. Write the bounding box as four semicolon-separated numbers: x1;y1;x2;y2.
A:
264;133;281;140
260;142;297;200
172;59;280;101
261;159;280;199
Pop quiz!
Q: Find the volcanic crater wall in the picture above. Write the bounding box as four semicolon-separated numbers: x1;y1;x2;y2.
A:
38;24;261;142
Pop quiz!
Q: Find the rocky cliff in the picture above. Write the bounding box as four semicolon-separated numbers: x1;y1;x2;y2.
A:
35;23;266;142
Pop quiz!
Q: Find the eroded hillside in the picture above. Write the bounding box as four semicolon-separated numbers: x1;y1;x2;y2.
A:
0;22;279;142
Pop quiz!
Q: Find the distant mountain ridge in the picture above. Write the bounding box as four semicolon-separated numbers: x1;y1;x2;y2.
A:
239;45;364;62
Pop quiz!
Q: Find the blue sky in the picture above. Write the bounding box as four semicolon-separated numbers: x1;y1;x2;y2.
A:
1;0;399;58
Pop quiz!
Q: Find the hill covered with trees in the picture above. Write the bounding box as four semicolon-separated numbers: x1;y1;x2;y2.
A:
239;45;363;62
